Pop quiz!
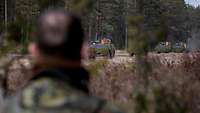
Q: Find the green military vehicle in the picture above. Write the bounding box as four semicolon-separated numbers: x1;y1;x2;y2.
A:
89;41;115;59
172;42;186;53
155;42;172;53
155;42;186;53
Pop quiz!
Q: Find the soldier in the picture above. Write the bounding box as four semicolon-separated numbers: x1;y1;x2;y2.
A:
2;9;123;113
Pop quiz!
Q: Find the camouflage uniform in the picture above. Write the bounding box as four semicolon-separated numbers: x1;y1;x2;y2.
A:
3;68;123;113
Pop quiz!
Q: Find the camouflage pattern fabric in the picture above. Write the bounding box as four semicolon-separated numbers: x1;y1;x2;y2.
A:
3;77;123;113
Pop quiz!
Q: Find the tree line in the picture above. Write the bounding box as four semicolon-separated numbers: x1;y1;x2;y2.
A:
1;0;200;50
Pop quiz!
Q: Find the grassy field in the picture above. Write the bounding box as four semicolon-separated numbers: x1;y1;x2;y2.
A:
0;53;200;113
89;53;200;113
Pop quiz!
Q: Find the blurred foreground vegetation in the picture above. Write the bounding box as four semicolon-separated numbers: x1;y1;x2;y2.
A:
90;54;200;113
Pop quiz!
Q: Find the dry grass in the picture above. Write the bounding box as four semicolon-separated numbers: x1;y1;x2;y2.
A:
90;53;200;113
0;53;200;113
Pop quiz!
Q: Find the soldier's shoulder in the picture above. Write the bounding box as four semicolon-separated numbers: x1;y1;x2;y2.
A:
20;78;124;113
26;76;86;92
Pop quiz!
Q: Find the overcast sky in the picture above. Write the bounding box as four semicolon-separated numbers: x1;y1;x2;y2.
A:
185;0;200;7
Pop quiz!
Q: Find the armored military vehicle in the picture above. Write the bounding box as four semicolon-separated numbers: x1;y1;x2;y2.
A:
89;39;115;59
155;42;172;53
172;42;186;53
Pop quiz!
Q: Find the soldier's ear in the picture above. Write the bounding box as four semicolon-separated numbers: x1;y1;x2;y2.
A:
81;42;89;59
28;43;40;59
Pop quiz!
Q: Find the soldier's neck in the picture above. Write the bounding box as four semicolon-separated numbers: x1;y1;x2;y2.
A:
35;56;82;70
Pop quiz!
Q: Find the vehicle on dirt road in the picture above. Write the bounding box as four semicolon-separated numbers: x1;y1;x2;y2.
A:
155;42;172;53
89;40;115;59
172;42;186;53
155;42;186;53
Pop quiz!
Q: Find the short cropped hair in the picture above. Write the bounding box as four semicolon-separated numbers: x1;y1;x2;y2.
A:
35;9;84;60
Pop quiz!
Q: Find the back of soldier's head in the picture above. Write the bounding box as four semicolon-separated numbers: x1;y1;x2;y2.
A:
35;9;84;60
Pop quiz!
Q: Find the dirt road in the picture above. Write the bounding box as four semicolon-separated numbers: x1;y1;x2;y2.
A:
102;50;200;66
108;50;134;64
